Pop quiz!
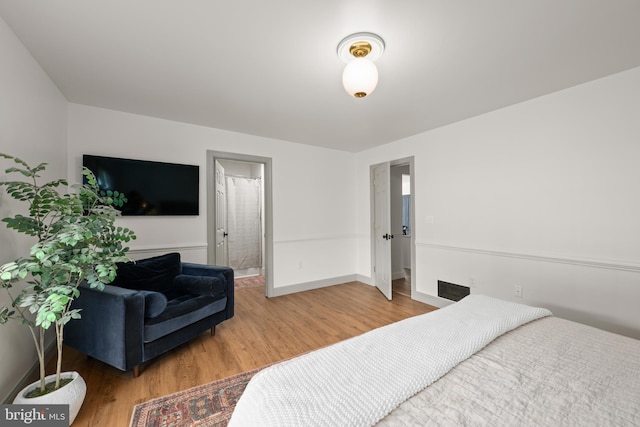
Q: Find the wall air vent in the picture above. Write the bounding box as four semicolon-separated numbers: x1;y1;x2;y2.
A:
438;280;470;302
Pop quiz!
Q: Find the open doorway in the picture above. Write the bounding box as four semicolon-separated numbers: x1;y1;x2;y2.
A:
207;151;274;297
390;164;411;297
219;159;264;285
370;157;415;300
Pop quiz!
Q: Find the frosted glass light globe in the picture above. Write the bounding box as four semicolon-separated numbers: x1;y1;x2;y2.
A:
342;58;379;98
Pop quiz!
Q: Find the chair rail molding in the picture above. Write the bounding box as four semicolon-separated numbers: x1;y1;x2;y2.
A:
274;234;360;244
128;243;208;263
417;242;640;273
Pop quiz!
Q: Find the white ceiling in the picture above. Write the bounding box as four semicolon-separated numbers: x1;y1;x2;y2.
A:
2;1;640;152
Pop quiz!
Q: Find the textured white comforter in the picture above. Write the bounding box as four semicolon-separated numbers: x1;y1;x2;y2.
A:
377;316;640;426
229;295;551;426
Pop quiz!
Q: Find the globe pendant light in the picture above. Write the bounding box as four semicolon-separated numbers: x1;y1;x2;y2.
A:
337;33;385;98
342;57;378;98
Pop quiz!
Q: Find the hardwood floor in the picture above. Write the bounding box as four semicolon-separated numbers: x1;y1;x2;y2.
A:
56;282;437;426
393;268;412;297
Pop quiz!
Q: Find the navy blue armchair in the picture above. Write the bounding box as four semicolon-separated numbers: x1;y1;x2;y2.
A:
64;253;234;377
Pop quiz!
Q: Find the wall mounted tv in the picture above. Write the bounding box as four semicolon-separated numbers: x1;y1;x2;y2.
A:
83;155;199;216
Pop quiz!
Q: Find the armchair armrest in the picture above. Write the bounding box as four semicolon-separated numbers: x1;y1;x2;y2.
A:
65;282;145;372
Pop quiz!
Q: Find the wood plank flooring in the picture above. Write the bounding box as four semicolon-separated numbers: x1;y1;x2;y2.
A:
55;281;436;426
392;268;412;297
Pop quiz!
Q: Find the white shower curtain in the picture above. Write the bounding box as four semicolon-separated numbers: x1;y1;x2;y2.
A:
225;175;262;270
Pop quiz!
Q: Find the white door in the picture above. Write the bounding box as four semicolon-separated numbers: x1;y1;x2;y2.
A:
214;160;228;266
372;162;392;300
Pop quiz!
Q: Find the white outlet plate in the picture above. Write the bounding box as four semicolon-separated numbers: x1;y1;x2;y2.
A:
514;285;523;298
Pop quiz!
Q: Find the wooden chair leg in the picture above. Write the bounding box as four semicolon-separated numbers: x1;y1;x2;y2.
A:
133;365;140;378
211;325;216;336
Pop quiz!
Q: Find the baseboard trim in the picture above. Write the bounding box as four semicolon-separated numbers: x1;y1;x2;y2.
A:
3;339;57;404
355;274;373;286
417;242;640;273
271;275;360;297
412;290;453;308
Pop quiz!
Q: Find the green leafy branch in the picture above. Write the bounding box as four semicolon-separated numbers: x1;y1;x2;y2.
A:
0;153;136;392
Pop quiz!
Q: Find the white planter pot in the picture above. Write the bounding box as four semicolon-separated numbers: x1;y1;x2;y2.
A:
13;371;86;425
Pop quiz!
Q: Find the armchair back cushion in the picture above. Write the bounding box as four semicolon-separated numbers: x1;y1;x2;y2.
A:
111;252;181;294
173;274;226;297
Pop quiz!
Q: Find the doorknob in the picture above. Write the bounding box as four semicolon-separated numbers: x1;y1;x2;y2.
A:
223;232;228;237
383;233;394;240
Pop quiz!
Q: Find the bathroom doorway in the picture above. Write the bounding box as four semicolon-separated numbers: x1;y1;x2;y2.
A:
371;157;415;300
207;151;274;296
390;163;412;297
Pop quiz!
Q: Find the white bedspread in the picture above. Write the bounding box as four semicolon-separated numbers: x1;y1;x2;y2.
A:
377;316;640;426
228;295;551;427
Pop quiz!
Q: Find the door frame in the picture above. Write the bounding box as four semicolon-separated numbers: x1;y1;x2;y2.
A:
370;156;416;299
207;150;274;297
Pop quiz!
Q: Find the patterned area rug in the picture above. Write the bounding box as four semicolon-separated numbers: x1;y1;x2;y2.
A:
130;367;265;427
234;275;264;290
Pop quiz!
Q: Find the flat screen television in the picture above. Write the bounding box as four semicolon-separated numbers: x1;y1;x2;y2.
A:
83;155;199;216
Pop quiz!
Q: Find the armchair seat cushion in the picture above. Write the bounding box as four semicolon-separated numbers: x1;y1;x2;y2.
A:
143;295;228;342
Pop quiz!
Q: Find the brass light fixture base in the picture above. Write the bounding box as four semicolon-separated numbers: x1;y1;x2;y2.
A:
337;32;385;63
349;42;372;58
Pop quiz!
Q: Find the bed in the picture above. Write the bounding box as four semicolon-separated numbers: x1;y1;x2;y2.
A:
228;295;640;426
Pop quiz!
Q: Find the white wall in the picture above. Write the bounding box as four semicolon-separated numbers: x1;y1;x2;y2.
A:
67;104;358;290
0;16;68;401
356;66;640;339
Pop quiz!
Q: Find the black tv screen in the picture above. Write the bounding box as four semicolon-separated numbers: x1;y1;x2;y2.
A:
83;155;199;216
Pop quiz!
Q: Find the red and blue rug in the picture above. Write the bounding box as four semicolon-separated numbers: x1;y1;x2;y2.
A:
130;367;264;427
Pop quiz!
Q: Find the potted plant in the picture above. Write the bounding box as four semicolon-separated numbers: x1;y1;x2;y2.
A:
0;154;135;423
